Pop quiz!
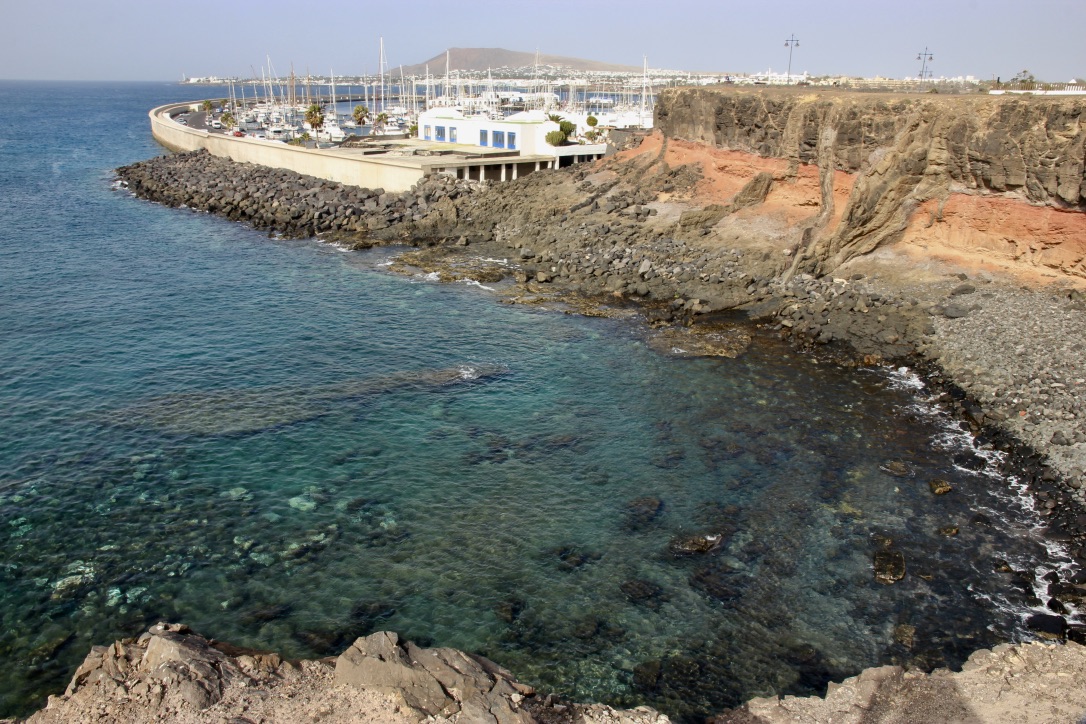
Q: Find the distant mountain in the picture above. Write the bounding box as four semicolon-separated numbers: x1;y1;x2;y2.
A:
396;48;642;76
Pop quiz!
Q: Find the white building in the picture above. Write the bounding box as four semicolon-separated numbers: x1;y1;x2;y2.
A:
416;107;607;165
418;108;557;155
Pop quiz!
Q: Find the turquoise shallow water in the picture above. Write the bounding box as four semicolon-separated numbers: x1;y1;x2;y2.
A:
0;82;1062;720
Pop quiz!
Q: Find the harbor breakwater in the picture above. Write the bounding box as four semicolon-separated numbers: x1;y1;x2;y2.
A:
96;88;1086;721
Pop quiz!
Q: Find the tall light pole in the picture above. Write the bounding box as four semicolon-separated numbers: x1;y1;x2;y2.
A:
784;34;800;84
916;47;934;82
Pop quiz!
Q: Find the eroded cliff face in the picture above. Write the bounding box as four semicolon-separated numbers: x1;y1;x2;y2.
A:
654;88;1086;281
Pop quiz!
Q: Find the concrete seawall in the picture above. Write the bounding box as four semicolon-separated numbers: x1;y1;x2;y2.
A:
149;102;431;192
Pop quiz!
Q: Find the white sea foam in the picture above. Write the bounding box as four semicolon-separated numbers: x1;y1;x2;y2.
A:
877;364;1079;626
459;279;495;291
315;237;352;253
885;365;925;391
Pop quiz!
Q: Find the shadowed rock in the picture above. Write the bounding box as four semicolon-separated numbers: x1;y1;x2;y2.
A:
874;550;906;584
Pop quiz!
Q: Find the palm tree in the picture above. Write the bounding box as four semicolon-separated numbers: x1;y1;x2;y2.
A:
374;112;389;134
305;103;324;142
220;112;236;129
352;104;370;126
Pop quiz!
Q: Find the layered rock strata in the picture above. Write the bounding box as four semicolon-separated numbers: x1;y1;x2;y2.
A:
655;88;1086;279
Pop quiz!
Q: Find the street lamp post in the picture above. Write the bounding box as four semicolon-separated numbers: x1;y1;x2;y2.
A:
916;47;934;83
784;34;800;84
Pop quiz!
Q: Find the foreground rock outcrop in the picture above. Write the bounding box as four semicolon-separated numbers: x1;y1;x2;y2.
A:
14;623;666;724
12;625;1086;724
712;640;1086;724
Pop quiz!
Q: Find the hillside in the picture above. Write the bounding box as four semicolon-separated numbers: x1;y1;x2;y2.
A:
396;47;641;76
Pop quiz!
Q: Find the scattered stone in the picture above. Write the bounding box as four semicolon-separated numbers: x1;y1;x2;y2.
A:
943;304;971;319
873;550;906;584
929;478;953;495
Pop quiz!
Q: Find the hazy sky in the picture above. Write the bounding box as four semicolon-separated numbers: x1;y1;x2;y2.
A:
2;0;1083;82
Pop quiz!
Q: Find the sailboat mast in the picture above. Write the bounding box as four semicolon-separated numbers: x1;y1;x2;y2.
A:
378;37;385;114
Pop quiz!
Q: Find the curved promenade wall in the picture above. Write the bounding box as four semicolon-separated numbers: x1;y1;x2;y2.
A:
149;102;427;192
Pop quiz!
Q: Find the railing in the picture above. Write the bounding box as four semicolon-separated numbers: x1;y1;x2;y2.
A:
989;82;1086;95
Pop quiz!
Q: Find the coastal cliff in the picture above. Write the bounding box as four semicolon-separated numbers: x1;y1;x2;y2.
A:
654;87;1086;279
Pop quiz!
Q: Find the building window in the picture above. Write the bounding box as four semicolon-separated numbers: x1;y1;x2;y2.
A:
480;130;488;146
507;131;516;149
423;125;431;140
493;130;505;148
450;127;457;143
436;126;446;141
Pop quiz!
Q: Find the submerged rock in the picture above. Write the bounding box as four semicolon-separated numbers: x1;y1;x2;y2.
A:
669;532;724;555
621;579;665;606
104;364;508;436
624;496;665;530
879;460;913;478
689;562;742;602
552;546;602;571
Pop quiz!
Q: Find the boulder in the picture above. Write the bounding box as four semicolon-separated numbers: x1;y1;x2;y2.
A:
335;631;534;723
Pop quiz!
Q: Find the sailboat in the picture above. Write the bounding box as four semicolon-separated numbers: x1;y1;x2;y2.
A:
371;37;406;136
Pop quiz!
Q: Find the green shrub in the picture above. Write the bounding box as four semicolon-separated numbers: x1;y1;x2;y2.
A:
545;130;566;146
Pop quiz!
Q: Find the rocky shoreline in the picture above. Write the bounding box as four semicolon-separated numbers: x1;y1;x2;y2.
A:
11;623;1086;724
109;137;1086;720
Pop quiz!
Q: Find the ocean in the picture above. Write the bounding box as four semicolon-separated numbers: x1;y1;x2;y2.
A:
0;81;1063;720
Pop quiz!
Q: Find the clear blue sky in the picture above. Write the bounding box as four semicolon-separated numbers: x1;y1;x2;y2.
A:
2;0;1083;82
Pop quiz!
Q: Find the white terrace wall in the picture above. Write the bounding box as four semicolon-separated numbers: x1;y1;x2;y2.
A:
149;103;427;192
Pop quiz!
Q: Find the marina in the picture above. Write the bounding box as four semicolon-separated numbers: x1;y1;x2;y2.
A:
188;45;657;148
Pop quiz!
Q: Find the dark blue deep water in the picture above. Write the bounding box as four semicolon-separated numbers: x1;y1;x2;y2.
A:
0;82;1065;720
